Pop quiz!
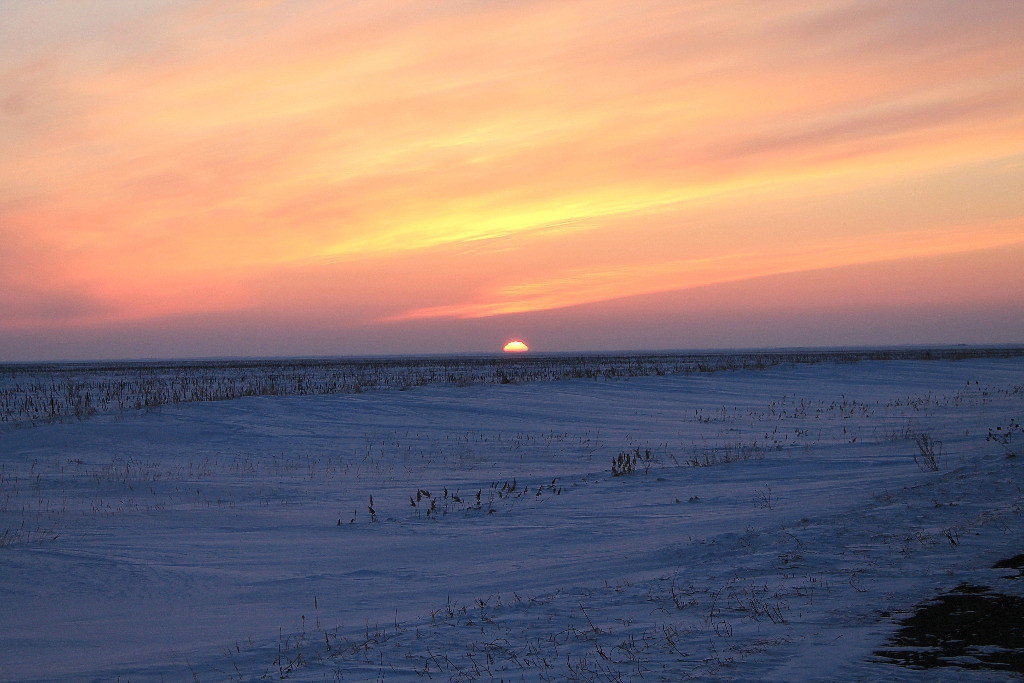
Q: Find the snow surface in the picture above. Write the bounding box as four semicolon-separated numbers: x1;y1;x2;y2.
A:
1;357;1022;680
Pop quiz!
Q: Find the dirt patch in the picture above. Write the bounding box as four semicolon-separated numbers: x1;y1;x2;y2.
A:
874;570;1024;674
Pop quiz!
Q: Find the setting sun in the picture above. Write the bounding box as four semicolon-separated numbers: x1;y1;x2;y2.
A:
0;1;1021;361
2;1;1024;676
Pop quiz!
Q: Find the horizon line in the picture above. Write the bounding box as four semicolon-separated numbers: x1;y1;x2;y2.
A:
3;342;1023;367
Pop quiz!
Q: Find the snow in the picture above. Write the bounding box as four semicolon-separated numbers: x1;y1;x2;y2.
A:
1;356;1022;679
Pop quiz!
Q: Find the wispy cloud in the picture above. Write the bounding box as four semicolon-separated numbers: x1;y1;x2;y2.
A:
1;1;1022;353
388;223;1024;321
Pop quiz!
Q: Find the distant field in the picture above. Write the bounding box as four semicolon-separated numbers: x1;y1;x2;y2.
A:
3;347;1021;428
1;352;1023;679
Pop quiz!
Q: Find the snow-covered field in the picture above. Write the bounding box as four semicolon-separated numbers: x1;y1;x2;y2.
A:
1;354;1022;680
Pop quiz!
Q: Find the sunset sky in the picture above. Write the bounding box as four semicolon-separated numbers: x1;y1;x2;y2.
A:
2;0;1023;360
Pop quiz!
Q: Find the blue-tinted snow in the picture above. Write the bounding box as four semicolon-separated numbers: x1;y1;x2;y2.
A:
1;356;1022;679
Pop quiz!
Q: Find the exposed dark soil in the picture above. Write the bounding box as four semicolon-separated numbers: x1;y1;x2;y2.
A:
993;553;1024;578
873;557;1024;674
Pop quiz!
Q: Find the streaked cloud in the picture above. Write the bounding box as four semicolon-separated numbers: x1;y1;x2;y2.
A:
1;0;1022;356
390;223;1024;321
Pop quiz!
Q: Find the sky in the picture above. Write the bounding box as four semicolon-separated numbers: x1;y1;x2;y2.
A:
2;0;1023;360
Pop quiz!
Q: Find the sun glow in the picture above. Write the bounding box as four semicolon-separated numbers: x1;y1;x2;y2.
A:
503;340;529;353
1;1;1023;359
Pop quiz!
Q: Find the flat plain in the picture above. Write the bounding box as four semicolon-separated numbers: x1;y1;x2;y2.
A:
1;350;1022;680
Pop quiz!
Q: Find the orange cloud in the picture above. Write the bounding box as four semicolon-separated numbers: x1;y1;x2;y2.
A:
388;223;1024;321
1;1;1023;353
